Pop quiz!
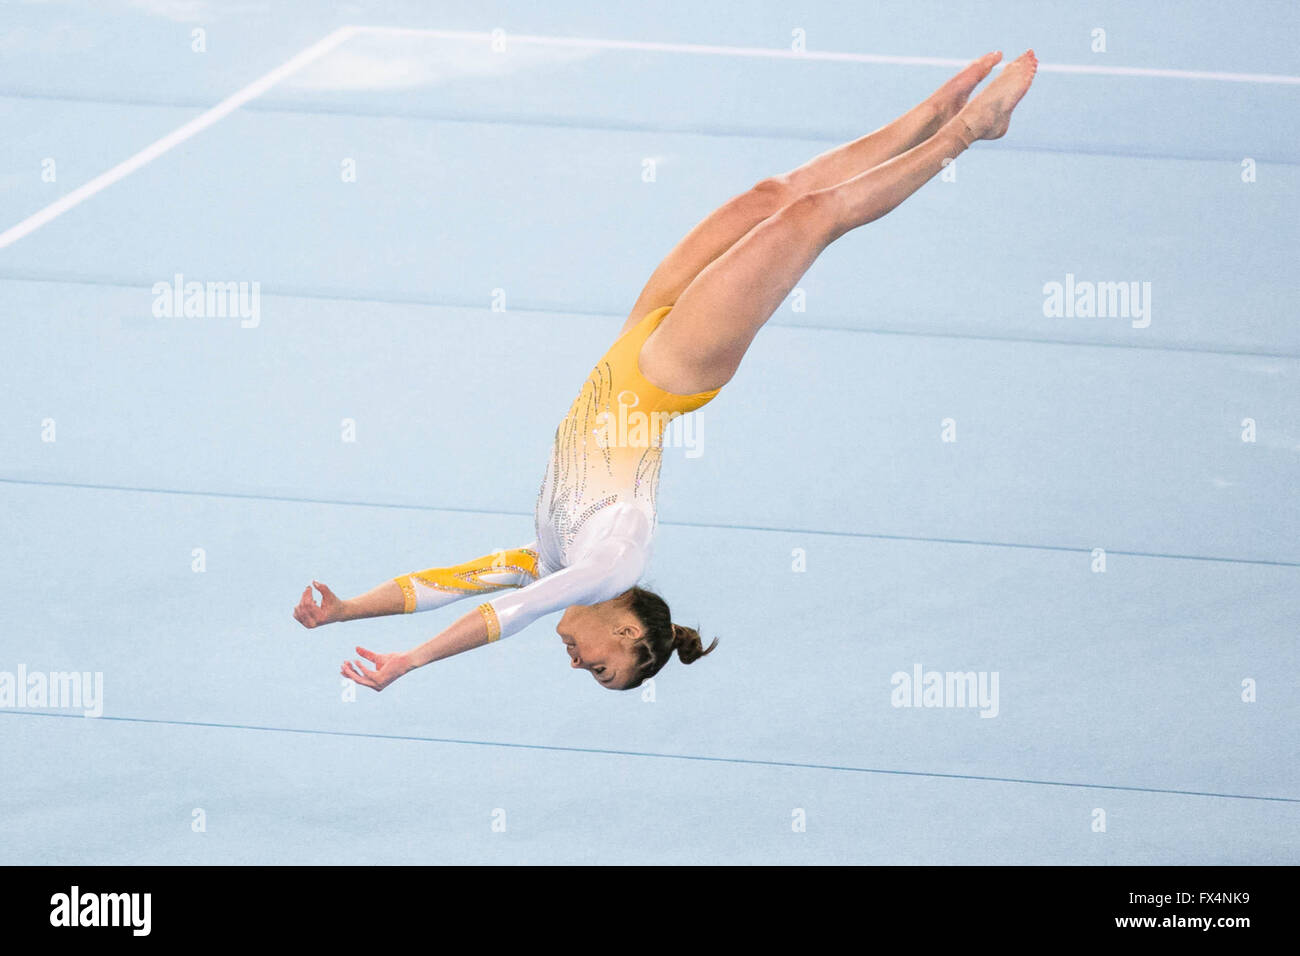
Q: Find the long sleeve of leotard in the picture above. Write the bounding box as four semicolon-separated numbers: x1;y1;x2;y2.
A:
393;544;541;614
474;533;647;643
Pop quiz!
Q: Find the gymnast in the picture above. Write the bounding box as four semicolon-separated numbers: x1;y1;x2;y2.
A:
294;51;1038;691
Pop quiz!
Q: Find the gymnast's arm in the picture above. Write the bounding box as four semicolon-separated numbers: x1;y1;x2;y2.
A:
292;544;541;628
339;535;646;691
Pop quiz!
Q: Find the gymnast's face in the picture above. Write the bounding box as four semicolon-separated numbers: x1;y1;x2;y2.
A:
557;605;639;690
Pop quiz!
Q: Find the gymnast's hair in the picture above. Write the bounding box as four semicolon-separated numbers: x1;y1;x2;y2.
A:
624;586;718;688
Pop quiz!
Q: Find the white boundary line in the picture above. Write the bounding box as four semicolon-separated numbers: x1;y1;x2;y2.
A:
3;23;1297;251
0;25;357;250
362;26;1300;85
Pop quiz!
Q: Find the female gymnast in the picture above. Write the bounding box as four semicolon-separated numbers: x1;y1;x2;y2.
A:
295;50;1037;692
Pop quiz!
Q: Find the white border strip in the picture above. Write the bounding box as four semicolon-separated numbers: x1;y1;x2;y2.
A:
0;25;357;250
363;26;1300;85
3;23;1296;251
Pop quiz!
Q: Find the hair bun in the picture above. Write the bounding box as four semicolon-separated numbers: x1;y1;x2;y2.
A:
671;623;718;664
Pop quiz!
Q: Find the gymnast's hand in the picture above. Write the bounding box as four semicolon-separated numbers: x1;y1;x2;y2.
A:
341;646;413;692
293;580;344;628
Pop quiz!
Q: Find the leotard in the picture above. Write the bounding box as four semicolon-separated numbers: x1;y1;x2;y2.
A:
394;306;719;640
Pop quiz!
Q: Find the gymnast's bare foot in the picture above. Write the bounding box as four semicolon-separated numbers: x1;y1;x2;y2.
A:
928;51;1003;124
956;49;1038;142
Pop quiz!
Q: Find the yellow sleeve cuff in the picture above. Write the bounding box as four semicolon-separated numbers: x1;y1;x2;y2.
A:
394;575;417;613
477;603;502;642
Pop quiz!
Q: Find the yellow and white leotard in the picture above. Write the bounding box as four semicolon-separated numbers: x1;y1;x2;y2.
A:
394;306;720;641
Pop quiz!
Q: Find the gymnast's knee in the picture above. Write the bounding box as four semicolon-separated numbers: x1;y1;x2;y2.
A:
748;175;801;215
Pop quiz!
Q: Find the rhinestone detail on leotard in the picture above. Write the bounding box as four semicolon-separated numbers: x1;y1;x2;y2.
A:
533;308;717;566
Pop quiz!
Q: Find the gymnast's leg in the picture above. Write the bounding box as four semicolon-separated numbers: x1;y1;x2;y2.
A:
621;52;1005;332
638;51;1038;394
